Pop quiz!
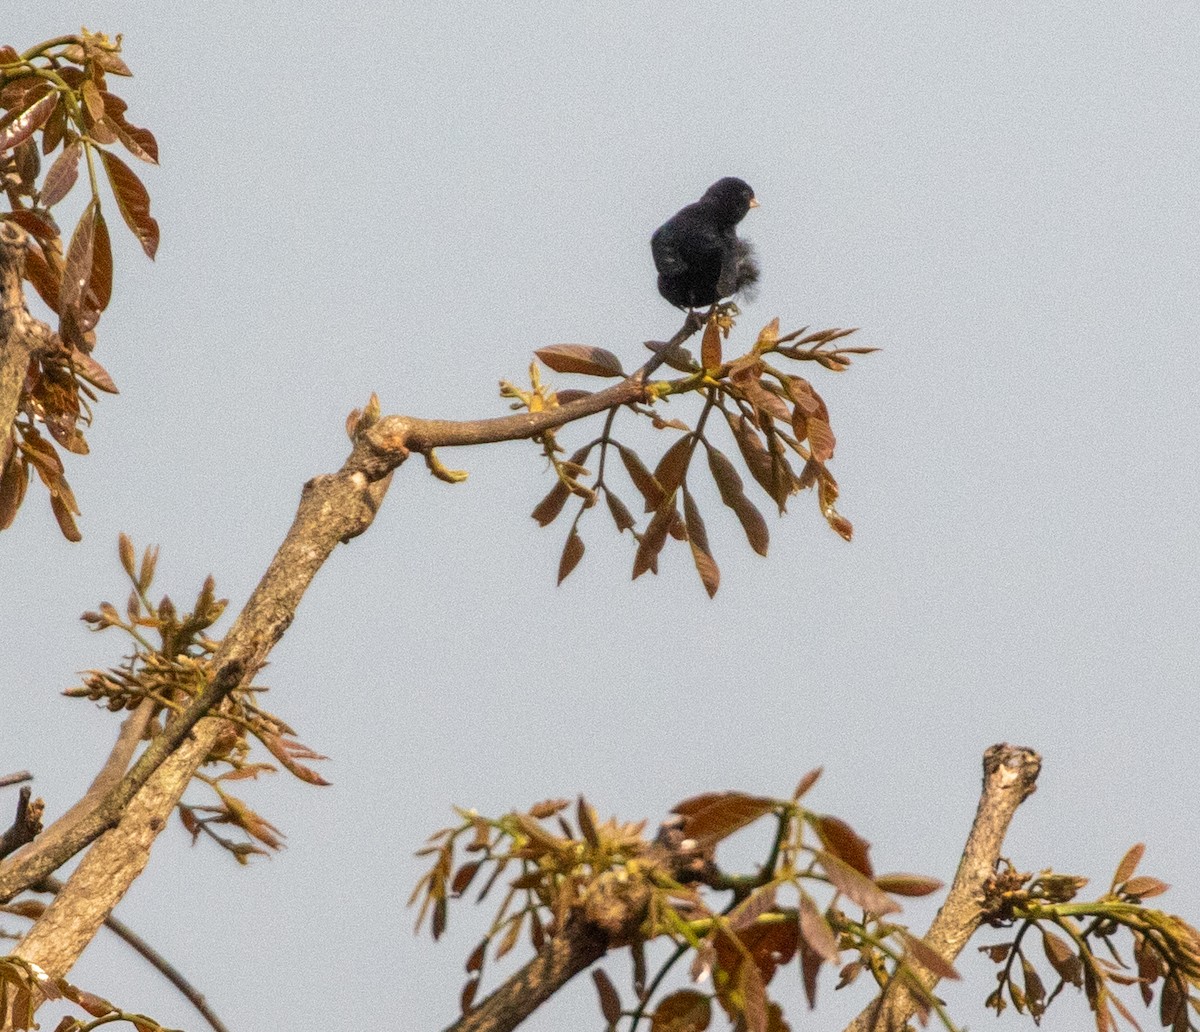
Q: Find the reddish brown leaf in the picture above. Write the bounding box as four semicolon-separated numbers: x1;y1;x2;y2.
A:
553;388;592;404
739;962;768;1032
535;344;624;378
41;140;81;208
112;118;159;165
798;892;840;964
792;768;823;801
24;239;63;313
654;435;694;495
577;796;600;847
70;350;119;394
592;969;622;1025
873;873;943;897
71;989;115;1018
528;798;570;818
799;936;823;1008
729;885;779;931
676;792;775;848
532;480;570;526
815;851;900;915
784;376;822;415
98;148;159;258
49;489;81;541
632;494;676;580
0;74;46;109
432;896;448;940
1113;843;1145;887
604;489;636;532
87;208;113;312
812;814;874;877
259;733;330;786
93;50;133;77
0;448;29;530
707;445;768;556
616;445;663;512
701;314;722;371
725;412;784;512
557;528;584;584
460;975;481;1014
60;202;96;313
652;988;711;1032
80;80;106;122
806;416;836;462
451;860;482;896
899;929;960;981
1122;875;1169;900
682;486;719;597
732;373;791;425
1042;929;1083;986
3;208;59;243
41;98;67;154
0;90;57;153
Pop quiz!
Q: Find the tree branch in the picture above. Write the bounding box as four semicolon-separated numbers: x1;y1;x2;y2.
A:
0;223;54;473
843;743;1042;1032
6;703;153;872
0;788;43;860
446;918;608;1032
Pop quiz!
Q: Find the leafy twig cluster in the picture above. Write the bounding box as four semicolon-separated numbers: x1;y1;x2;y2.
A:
0;954;178;1032
412;773;958;1032
0;31;158;539
980;846;1200;1030
520;308;876;595
66;535;328;863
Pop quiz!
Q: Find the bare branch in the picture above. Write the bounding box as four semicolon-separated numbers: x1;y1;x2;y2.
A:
0;788;43;860
0;772;33;790
843;743;1042;1032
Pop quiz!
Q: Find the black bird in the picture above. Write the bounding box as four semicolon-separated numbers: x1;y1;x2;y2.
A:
651;177;759;310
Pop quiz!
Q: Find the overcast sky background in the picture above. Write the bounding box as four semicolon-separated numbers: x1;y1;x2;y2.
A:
3;3;1198;1031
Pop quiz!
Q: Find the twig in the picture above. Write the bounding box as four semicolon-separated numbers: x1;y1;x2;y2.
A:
0;772;32;790
0;788;43;860
842;743;1042;1032
33;875;232;1032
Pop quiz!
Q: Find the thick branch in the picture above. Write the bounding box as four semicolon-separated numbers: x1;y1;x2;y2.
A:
446;918;608;1032
14;729;215;977
843;743;1042;1032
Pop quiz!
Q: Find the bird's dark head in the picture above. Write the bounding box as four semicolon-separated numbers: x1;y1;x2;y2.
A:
700;177;758;225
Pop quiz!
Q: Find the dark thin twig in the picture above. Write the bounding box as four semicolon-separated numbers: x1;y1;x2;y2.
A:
38;876;231;1032
1;787;42;860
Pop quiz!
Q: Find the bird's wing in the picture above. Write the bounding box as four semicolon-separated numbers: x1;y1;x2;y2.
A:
651;212;725;277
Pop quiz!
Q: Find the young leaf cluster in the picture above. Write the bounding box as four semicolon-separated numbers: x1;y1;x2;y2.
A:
411;773;956;1032
0;31;159;539
980;846;1200;1031
66;535;328;864
0;955;178;1032
525;309;875;596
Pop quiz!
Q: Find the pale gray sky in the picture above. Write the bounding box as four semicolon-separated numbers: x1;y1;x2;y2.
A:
3;3;1199;1031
